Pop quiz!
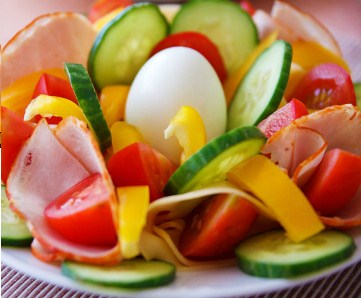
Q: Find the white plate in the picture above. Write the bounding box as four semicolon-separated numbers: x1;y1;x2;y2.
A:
3;227;361;298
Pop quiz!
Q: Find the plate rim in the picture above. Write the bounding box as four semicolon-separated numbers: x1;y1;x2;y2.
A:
2;227;361;298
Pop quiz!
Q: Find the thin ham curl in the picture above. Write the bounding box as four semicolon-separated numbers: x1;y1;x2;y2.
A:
262;104;361;228
6;118;120;264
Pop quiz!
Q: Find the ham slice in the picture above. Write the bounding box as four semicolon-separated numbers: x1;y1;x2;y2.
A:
2;12;96;90
6;118;120;264
271;0;341;55
263;105;361;178
320;187;361;228
262;104;361;228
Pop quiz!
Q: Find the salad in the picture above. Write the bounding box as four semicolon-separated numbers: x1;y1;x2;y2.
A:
2;0;361;291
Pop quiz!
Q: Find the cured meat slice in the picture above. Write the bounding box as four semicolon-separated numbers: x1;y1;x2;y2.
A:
7;119;120;264
263;105;361;180
263;105;361;229
2;12;96;89
320;187;361;228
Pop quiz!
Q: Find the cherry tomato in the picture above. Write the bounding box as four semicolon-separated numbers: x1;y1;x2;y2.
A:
107;142;176;201
240;0;256;16
291;63;356;109
32;73;78;124
88;0;133;23
44;173;117;247
258;98;308;138
303;148;361;216
1;106;34;184
179;194;258;258
150;32;227;82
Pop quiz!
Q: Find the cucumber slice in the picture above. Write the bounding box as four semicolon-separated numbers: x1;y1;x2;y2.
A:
62;259;176;288
88;3;169;90
64;63;111;151
171;0;258;74
354;82;361;108
235;229;355;278
228;40;292;130
1;185;33;247
164;126;266;195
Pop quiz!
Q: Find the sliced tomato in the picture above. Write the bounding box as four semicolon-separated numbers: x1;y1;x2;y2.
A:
107;142;176;201
44;173;117;247
32;73;77;103
303;149;361;216
150;32;227;82
1;106;34;184
88;0;133;23
179;194;258;258
257;98;308;138
240;0;256;16
291;63;356;109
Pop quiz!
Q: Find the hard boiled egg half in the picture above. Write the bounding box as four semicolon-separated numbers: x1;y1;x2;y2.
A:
125;47;227;164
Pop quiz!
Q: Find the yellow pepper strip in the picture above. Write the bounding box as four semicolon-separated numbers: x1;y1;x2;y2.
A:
110;121;145;153
292;41;351;73
93;7;123;32
24;95;86;122
1;68;67;116
284;63;307;99
223;31;278;105
117;186;150;259
100;85;130;127
164;106;206;165
227;155;324;242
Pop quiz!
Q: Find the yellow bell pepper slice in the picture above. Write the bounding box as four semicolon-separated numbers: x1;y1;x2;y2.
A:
110;121;145;153
292;41;350;73
93;7;123;32
117;186;150;259
223;31;278;105
100;85;130;127
24;95;86;122
227;155;324;242
164;106;206;164
1;68;67;116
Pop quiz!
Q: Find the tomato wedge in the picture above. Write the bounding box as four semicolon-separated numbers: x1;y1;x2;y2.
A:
303;149;361;216
258;98;308;138
1;106;34;184
88;0;133;23
291;63;356;109
150;32;227;82
44;173;117;247
107;142;176;201
240;0;256;16
179;194;258;258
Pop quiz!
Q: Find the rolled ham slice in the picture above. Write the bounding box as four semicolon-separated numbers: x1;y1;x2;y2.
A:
6;118;120;264
262;104;361;228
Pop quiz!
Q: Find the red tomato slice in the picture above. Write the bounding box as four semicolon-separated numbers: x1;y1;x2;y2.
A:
150;32;227;82
88;0;133;23
44;173;117;247
1;106;34;184
303;148;361;216
291;63;356;109
258;98;308;138
33;73;77;103
107;142;176;202
32;73;78;124
179;194;258;258
240;0;256;16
